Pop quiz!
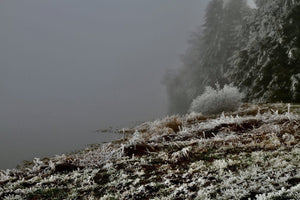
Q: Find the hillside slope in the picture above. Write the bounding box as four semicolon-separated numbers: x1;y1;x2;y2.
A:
0;104;300;199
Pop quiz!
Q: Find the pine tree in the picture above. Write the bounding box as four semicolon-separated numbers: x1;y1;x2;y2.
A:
164;0;249;114
185;0;248;101
200;0;225;87
228;0;300;103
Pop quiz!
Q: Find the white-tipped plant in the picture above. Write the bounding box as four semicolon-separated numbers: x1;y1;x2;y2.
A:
171;146;192;162
189;84;243;115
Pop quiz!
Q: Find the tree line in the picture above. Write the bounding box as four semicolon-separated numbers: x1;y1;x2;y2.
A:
164;0;300;114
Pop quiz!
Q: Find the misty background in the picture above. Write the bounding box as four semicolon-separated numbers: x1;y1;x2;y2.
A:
0;0;209;169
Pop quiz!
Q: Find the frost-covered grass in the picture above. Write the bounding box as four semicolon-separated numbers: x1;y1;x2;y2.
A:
0;103;299;200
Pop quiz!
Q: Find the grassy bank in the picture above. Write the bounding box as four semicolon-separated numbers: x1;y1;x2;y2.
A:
0;104;299;199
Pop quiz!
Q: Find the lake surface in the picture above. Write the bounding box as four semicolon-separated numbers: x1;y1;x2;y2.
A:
0;98;161;170
0;129;120;170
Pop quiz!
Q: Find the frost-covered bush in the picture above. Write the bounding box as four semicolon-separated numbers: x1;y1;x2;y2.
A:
189;84;243;115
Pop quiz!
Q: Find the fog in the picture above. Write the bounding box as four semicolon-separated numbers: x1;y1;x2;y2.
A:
0;0;209;169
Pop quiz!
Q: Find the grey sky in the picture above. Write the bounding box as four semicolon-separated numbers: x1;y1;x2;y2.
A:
247;0;257;8
0;0;209;169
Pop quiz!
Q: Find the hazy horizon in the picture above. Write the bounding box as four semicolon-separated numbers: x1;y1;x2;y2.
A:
0;0;209;169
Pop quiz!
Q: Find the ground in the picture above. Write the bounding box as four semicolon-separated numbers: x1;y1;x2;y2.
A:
0;104;299;200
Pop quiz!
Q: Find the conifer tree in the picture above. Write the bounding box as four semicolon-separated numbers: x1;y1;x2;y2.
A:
228;0;300;103
164;0;249;114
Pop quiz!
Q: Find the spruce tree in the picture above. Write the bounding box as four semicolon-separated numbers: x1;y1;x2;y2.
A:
228;0;300;103
164;0;249;114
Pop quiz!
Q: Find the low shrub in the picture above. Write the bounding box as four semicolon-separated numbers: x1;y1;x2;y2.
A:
189;84;243;115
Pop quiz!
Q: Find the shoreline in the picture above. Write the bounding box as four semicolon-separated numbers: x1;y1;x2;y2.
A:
1;103;299;199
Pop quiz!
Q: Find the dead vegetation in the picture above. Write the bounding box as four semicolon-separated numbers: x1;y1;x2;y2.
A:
0;103;299;199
